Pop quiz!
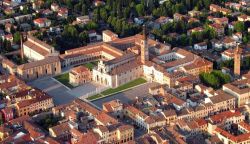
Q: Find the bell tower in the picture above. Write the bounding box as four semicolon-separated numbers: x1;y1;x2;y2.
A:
20;34;24;60
234;44;241;76
141;25;149;64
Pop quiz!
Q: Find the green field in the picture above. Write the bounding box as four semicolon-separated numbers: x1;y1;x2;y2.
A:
83;61;98;70
87;78;147;100
88;94;103;100
54;73;74;88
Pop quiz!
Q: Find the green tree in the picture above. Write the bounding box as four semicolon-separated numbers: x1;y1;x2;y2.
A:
178;34;189;46
200;72;220;89
65;0;73;9
4;40;12;52
22;6;29;14
13;32;21;44
79;31;89;44
234;21;245;33
82;4;87;15
203;26;217;40
85;21;98;30
100;8;108;21
136;4;145;16
221;59;234;69
243;35;249;44
200;70;231;89
211;70;231;85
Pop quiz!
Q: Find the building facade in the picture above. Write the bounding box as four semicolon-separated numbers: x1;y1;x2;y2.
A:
69;66;92;86
16;56;61;81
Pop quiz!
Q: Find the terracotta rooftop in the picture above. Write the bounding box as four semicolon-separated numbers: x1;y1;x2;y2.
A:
18;56;60;70
71;65;90;75
73;99;100;116
9;115;30;125
223;37;236;44
24;121;45;139
33;18;50;24
16;91;52;109
210;23;223;29
222;48;235;57
110;59;142;75
77;131;100;144
103;99;122;112
210;110;242;123
95;111;118;125
215;126;250;143
2;58;16;68
23;40;50;56
182;57;212;71
49;122;70;137
125;105;148;119
223;79;250;95
209;90;235;104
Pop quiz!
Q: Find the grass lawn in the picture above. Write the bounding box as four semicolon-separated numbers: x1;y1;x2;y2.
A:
87;78;147;100
83;61;98;70
88;94;103;100
54;73;74;89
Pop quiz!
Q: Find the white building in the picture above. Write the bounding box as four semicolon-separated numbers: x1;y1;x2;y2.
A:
194;42;207;50
33;18;51;28
23;35;58;61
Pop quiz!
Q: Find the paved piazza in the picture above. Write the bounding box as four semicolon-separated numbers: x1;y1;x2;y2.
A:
91;82;159;108
28;77;105;105
28;76;159;107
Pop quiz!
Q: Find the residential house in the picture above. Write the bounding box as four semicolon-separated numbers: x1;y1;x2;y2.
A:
1;107;13;122
188;10;201;17
238;14;250;22
154;16;172;29
214;17;229;26
221;49;234;61
51;3;59;12
194;42;207;50
209;23;224;37
222;37;237;49
58;7;68;18
102;30;118;42
33;18;51;28
134;17;144;25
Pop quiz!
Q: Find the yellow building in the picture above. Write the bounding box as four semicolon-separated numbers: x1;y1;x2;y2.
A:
1;58;17;75
0;126;12;142
69;66;91;86
102;30;118;42
17;56;61;81
223;79;250;107
181;58;213;76
124;105;166;132
15;89;54;116
93;124;134;144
